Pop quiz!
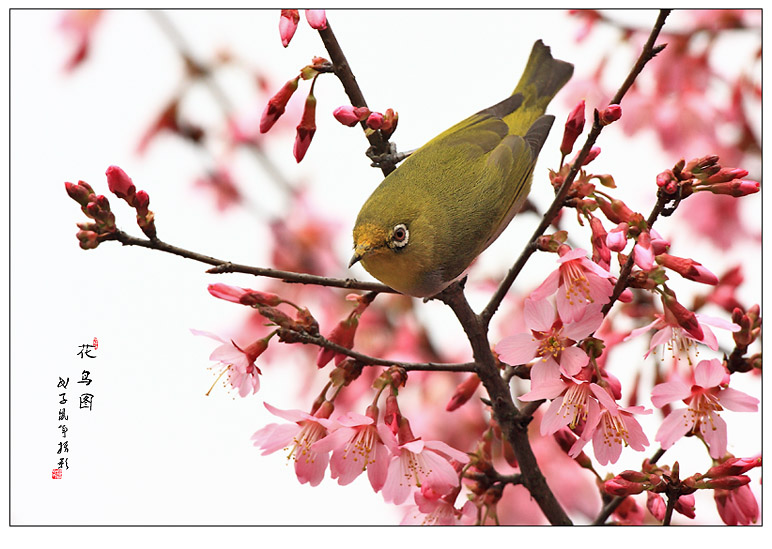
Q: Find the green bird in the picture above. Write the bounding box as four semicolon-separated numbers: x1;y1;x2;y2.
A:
350;40;574;297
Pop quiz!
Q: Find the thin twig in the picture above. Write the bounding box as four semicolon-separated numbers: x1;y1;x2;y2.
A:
278;327;477;372
316;21;396;176
103;229;396;294
481;9;671;326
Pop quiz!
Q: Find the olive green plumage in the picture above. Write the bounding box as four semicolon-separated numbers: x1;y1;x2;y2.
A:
351;40;574;297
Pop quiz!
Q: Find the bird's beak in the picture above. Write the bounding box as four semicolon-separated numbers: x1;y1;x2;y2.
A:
348;242;372;268
348;252;362;268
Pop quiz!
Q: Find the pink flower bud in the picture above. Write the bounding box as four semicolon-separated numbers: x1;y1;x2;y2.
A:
595;196;635;224
208;283;249;304
704;167;749;184
604;477;645;497
76;230;100;249
260;76;300;133
380;108;398;138
305;9;327;30
580;146;601;166
589;216;611;269
333;105;369;127
619;470;649;483
560;99;585;157
674;494;696;519
647;492;666;521
656;169;676;188
446;374;481;411
633;231;655;271
105;165;136;204
656;254;718;285
701;476;752;490
649;229;670;255
65;180;95;207
599;104;622;125
134;190;150;216
705;457;761;478
279;9;300;47
662;291;704;341
317;315;358;368
704;179;760;197
293;92;317;162
606;222;628;251
366;111;383;130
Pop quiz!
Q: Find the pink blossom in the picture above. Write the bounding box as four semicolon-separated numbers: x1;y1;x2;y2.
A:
632;231;655;270
497;298;603;388
606;222;628;252
714;484;759;525
310;409;389;491
647;492;666;521
624;309;739;362
58;10;102;72
651;358;758;459
377;423;468;506
563;383;650;465
251;402;334;487
191;329;267;397
529;246;614;322
401;485;476;525
260;76;300;133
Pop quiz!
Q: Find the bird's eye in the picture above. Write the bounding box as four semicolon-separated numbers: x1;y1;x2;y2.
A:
390;223;409;248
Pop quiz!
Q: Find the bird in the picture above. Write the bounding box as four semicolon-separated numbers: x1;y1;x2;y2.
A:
349;40;574;298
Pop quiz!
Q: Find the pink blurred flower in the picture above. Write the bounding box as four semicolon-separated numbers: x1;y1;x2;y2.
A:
377;423;468;506
714;483;759;525
310;408;389;491
530;246;614;322
191;329;268;397
497;298;603;385
194;167;242;211
401;484;476;525
58;10;102;72
251;402;334;487
651;358;758;459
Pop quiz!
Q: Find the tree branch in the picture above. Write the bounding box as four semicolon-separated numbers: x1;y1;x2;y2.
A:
436;282;572;525
316;21;396;176
103;229;396;293
481;9;671;327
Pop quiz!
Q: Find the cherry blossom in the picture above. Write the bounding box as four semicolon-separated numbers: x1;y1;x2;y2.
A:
251;402;334;486
651;358;759;458
377;422;468;506
310;408;389;491
497;298;603;387
191;329;269;397
529;246;614;322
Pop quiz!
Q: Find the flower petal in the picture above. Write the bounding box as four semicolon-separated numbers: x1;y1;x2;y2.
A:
694;358;725;388
558;346;589;377
651;379;691;408
496;333;540;365
524;298;557;332
718;387;759;412
700;411;727;459
655;409;693;449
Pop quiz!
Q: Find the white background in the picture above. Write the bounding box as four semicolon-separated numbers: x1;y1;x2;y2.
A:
4;5;765;543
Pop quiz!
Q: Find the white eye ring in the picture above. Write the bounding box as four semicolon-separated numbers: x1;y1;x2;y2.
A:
390;223;409;248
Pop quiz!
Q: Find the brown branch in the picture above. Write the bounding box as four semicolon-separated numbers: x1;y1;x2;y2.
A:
278;327;477;373
103;229;396;294
316;21;396;176
436;282;572;525
481;9;671;326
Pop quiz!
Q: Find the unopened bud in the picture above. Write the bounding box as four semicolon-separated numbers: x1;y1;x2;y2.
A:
446;374;481;411
305;9;327;30
105;165;136;205
560;99;585;157
604;476;645;496
279;9;300;47
656;254;718;285
260;76;300;133
704;456;761;478
599;104;622;125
